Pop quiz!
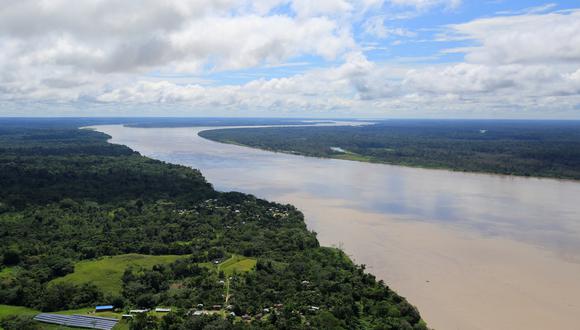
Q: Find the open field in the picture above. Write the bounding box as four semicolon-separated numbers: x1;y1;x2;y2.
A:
49;254;186;296
218;255;257;275
0;304;39;319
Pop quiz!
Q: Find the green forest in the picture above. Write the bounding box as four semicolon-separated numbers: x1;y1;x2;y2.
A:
0;119;426;330
200;120;580;180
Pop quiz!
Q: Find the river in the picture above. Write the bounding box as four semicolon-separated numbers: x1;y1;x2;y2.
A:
93;124;580;330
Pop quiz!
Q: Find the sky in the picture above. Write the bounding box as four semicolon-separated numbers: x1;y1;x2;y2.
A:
0;0;579;118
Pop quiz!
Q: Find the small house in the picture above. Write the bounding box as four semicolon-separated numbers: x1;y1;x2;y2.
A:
129;309;148;314
155;307;171;313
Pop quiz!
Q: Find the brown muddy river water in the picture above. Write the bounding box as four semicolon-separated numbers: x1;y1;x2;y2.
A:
93;125;580;330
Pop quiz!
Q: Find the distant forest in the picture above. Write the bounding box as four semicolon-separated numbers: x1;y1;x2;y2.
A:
0;119;426;330
200;120;580;180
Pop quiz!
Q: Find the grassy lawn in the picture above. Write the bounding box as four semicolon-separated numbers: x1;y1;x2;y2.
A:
218;255;257;275
49;254;186;296
0;304;40;320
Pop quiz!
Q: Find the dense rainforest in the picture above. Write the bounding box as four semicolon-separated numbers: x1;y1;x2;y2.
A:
200;120;580;180
0;119;426;330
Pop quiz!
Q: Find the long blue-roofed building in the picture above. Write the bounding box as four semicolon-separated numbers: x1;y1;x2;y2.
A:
95;305;114;312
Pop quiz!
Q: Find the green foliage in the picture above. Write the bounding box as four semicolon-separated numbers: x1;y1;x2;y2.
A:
40;282;103;311
309;310;347;329
49;254;186;296
0;304;40;319
0;315;41;330
200;120;580;180
218;255;257;275
0;121;426;329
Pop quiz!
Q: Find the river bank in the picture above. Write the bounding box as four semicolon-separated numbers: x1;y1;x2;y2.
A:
94;124;580;330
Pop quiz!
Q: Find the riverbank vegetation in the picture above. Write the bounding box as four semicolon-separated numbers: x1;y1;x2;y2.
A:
200;120;580;180
0;120;426;329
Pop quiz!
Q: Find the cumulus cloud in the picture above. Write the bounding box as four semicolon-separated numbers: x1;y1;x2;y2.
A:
446;10;580;65
403;63;580;97
96;52;380;107
96;57;580;114
363;8;580;116
0;1;578;118
0;1;353;74
0;0;357;105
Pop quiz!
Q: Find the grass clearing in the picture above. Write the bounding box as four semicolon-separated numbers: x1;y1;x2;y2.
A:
0;304;39;320
49;254;186;296
218;255;257;275
334;153;373;162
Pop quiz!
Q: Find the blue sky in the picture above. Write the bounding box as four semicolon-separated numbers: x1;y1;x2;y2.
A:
0;1;579;118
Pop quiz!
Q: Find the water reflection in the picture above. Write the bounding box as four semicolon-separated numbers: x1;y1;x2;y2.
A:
95;125;580;257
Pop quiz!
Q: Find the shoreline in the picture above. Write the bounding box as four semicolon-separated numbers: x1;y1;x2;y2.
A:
198;126;580;184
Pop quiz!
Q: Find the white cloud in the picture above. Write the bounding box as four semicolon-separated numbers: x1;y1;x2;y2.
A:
388;0;461;10
404;63;580;96
0;0;355;105
0;1;353;74
95;51;404;111
363;16;417;38
291;0;354;17
0;1;579;118
446;10;580;65
96;59;580;112
496;3;557;16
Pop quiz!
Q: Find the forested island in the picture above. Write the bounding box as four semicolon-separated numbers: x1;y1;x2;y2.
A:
200;120;580;180
0;119;426;330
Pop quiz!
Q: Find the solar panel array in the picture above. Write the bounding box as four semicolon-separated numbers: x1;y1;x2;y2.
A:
34;313;119;330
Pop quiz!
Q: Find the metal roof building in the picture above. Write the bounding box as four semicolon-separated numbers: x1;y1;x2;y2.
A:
34;314;118;330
